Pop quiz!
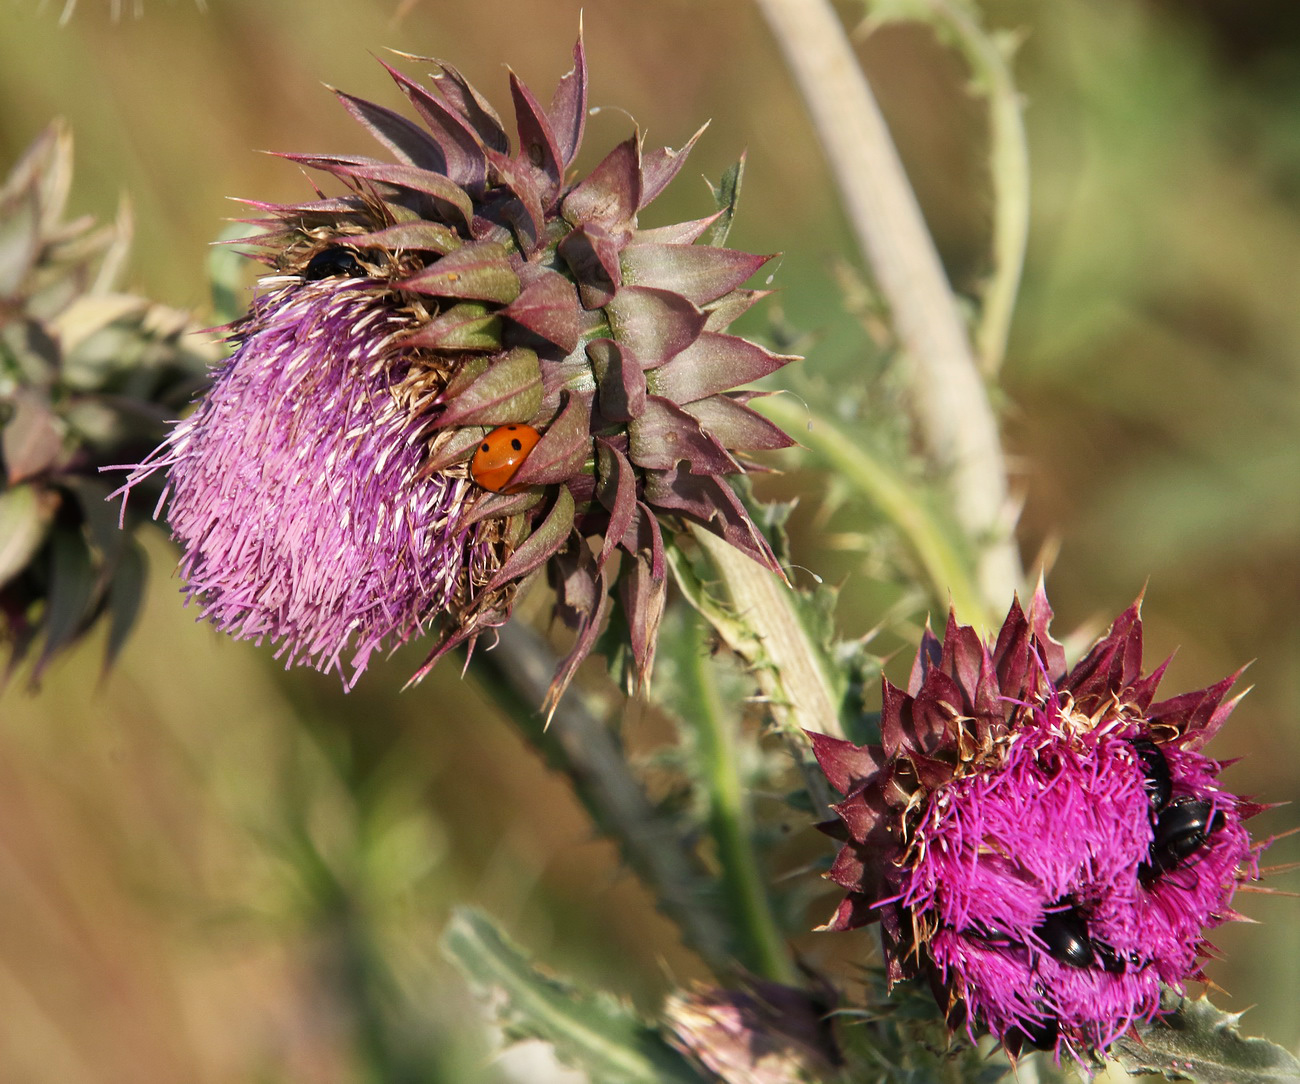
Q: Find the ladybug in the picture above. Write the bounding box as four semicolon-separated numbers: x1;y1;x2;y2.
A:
470;424;541;493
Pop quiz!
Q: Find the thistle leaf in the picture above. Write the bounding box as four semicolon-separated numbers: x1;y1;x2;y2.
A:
1112;994;1300;1083
441;908;701;1084
706;155;745;248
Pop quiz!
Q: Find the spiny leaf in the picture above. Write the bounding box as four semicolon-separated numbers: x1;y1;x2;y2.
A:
1112;993;1300;1083
441;908;702;1084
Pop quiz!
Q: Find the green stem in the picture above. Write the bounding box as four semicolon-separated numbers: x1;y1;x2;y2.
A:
679;618;797;985
470;621;736;976
673;531;840;817
753;0;1022;608
921;0;1030;375
760;396;992;630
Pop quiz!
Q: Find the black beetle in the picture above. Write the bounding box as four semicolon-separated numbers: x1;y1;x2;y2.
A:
1089;939;1138;975
303;246;367;281
1131;737;1172;811
1139;797;1223;886
1034;905;1094;969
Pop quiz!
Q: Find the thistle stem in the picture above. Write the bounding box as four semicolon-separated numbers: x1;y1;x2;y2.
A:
760;396;992;627
471;622;736;975
754;0;1023;611
677;530;840;816
918;0;1030;376
680;618;797;985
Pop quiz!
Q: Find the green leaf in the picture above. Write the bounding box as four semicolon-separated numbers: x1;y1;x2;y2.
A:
706;155;746;248
1112;993;1300;1083
209;222;257;330
433;346;543;428
0;483;55;588
441;908;702;1084
401;240;521;304
405;301;504;352
103;538;147;671
38;526;98;668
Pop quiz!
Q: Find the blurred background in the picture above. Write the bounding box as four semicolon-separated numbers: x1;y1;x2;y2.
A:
1;0;1297;1080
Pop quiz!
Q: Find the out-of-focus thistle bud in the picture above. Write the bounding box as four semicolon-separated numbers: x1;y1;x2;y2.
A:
808;589;1268;1059
112;35;797;703
0;123;213;679
665;981;841;1084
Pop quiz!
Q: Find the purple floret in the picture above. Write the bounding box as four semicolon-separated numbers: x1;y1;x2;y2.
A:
114;281;490;686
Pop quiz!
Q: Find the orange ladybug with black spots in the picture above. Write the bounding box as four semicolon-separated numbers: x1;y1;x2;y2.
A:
470;424;541;493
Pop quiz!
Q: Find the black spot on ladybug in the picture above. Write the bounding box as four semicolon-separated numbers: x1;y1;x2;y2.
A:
510;438;523;451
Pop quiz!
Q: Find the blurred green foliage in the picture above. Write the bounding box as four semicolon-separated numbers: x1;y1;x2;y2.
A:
0;0;1296;1079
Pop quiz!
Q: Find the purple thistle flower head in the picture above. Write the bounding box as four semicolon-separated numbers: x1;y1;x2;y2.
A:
809;588;1267;1059
111;34;797;699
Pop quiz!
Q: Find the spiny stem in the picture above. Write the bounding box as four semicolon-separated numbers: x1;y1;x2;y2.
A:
679;618;797;985
471;622;736;976
754;0;1023;611
674;530;840;816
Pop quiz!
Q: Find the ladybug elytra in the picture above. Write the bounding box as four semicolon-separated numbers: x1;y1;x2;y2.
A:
470;424;541;493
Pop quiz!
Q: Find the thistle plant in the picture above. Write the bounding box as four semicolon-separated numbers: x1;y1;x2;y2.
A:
112;37;795;701
7;3;1298;1083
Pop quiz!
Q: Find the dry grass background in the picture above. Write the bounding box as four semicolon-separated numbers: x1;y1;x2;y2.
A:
1;0;1297;1080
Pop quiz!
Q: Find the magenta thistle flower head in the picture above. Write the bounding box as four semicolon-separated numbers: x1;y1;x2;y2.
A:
112;35;796;698
809;589;1267;1059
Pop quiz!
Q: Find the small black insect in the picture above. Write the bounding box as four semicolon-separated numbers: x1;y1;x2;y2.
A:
1130;737;1172;810
303;246;367;281
1139;797;1223;886
1034;905;1094;969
